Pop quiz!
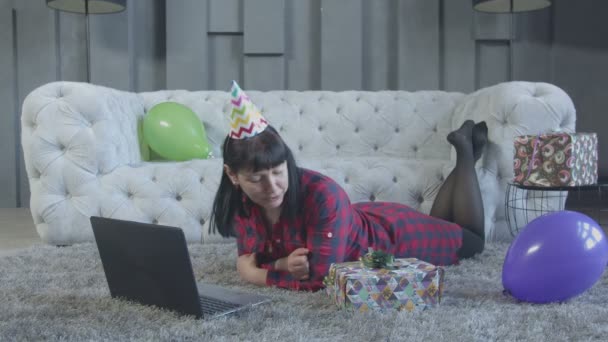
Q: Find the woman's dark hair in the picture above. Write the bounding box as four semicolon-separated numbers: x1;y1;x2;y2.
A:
209;125;301;237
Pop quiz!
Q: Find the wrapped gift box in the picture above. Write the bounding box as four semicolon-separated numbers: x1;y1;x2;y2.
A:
513;132;598;186
323;258;444;313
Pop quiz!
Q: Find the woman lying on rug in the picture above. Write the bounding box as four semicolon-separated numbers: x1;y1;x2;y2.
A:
209;81;487;291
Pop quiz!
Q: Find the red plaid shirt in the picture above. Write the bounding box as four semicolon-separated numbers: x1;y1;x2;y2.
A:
233;168;462;291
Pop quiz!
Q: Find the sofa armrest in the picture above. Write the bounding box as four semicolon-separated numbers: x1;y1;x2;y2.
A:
453;81;576;241
21;82;145;244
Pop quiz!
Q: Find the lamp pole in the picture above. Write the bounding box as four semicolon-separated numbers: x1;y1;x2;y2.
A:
85;0;90;83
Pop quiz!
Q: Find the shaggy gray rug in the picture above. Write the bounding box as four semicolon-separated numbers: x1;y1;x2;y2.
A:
1;242;608;342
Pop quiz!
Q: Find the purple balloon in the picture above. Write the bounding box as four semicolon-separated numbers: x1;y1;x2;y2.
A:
503;210;608;303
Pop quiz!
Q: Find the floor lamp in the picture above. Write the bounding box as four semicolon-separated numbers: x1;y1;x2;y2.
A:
46;0;127;83
472;0;552;81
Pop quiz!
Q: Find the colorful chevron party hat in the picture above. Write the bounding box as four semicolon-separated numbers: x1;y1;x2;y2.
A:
228;81;268;139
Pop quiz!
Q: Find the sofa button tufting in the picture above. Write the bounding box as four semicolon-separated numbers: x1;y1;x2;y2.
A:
418;195;424;203
299;109;304;115
393;176;397;183
176;195;182;201
279;126;284;132
298;145;303;151
199;177;204;183
344;177;349;183
369;194;376;202
200;218;205;225
336;107;341;114
152;219;158;224
373;145;378;151
395;127;400;133
354;127;359;133
318;125;323;131
412;146;418;152
151;177;157;182
336;144;340;150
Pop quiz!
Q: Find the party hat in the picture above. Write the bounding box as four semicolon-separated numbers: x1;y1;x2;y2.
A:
229;81;269;139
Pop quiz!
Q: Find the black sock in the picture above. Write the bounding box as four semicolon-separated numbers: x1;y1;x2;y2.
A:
472;121;488;162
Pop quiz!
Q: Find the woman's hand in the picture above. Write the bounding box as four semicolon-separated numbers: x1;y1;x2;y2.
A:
284;248;310;280
236;253;267;286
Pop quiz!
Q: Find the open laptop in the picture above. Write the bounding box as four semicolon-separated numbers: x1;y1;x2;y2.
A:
90;216;271;320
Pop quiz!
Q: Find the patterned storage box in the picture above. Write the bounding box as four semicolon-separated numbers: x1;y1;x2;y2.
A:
323;258;444;313
513;132;598;186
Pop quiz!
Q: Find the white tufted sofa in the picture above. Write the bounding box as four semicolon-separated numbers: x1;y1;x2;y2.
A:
21;81;576;245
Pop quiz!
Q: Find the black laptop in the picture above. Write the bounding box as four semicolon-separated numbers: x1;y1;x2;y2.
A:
90;216;270;319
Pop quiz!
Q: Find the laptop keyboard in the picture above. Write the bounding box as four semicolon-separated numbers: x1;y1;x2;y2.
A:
199;295;242;316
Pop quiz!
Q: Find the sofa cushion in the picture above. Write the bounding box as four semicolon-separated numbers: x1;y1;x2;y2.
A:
97;157;451;244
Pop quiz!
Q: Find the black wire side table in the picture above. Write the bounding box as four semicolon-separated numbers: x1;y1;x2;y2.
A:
505;182;608;237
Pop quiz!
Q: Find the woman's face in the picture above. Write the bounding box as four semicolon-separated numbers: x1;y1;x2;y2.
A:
225;161;289;211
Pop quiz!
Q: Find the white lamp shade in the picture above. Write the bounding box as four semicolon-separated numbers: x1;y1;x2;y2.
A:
473;0;551;13
46;0;126;15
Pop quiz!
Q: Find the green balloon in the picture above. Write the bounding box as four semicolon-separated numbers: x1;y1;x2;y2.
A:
137;117;151;161
143;102;211;161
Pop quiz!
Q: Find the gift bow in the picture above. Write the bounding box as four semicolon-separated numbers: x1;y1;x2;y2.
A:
360;248;395;269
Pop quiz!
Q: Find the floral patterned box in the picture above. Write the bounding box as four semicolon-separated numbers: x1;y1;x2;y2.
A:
513;132;598;186
323;258;444;313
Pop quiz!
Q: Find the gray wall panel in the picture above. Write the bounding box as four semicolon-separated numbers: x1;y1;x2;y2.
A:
166;0;208;90
363;0;394;91
285;0;320;90
320;0;363;90
244;0;284;55
476;41;510;89
6;0;608;206
511;9;551;82
58;12;87;81
89;6;130;90
208;0;241;33
132;0;165;92
398;0;440;90
443;0;475;93
0;3;16;207
244;56;285;91
473;12;513;40
208;35;243;89
552;0;608;177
